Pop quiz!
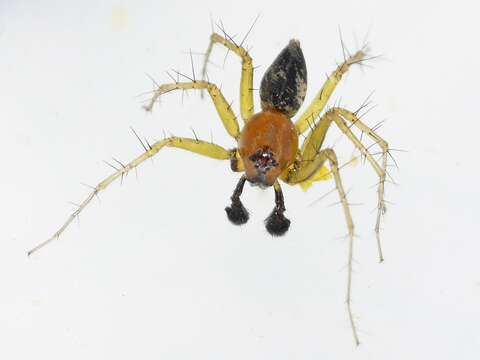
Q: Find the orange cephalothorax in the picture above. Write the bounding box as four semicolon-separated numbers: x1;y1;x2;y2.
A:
238;110;298;187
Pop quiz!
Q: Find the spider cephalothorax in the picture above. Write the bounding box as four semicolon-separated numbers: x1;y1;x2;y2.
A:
31;28;390;346
239;110;298;188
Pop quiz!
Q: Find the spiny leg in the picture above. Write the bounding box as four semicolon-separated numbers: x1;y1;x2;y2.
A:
299;108;388;262
28;137;232;256
265;181;290;236
285;148;359;345
295;48;367;135
225;175;249;225
201;32;254;121
144;80;240;140
327;107;388;262
326;150;358;346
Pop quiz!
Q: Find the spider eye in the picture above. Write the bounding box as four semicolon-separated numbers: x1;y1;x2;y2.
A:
260;39;307;118
249;148;279;172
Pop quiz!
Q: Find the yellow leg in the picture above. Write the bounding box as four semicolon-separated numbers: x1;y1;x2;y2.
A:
294;107;388;262
294;49;366;135
144;80;240;140
330;108;388;262
284;148;359;346
28;137;231;256
201;32;254;121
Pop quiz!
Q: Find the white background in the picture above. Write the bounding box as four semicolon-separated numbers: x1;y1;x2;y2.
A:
1;0;479;359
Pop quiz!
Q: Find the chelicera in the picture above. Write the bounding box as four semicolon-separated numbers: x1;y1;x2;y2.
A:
30;28;390;345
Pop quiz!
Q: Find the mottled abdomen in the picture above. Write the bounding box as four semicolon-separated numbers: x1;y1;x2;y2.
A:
239;110;298;187
260;39;307;118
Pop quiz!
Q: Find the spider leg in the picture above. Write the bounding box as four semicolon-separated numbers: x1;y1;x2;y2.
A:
326;108;388;262
264;181;290;236
28;137;232;255
284;147;358;345
295;107;388;261
295;49;367;135
225;175;249;225
201;32;254;121
144;80;240;140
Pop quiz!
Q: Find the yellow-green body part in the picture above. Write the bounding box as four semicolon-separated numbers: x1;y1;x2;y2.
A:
298;165;332;191
295;49;366;134
144;81;240;139
203;33;254;122
28;137;231;255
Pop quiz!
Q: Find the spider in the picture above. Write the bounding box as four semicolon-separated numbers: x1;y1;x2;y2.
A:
29;28;389;345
